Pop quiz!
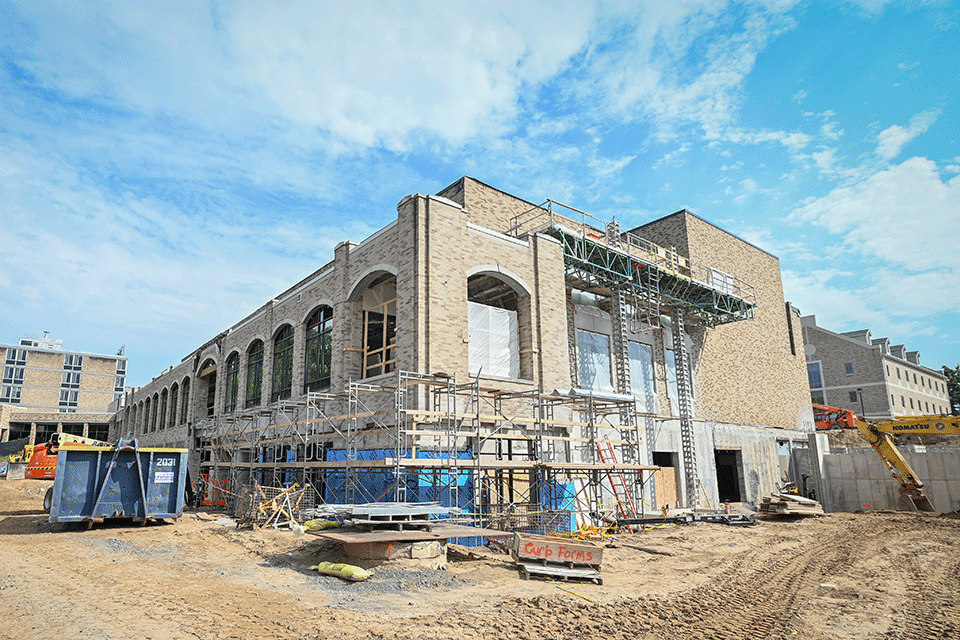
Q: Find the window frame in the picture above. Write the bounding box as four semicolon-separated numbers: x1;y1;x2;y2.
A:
304;307;334;392
224;352;240;413
246;341;264;408
272;326;294;402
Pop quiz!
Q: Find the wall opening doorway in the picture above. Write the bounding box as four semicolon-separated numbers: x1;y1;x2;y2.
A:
714;449;744;503
651;451;678;509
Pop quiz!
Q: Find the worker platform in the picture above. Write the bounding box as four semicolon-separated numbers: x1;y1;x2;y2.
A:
509;200;756;328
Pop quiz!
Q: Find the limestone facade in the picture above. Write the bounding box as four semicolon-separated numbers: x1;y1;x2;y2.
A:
801;316;950;419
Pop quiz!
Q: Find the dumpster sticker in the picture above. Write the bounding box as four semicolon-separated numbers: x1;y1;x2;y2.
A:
155;471;175;483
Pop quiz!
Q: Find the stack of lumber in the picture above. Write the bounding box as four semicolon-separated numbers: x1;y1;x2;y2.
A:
760;493;824;516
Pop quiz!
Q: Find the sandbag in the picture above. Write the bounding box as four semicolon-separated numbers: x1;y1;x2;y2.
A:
309;561;372;582
303;518;341;531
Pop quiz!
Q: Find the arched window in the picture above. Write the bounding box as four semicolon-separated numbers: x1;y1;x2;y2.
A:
362;275;396;378
224;352;240;413
199;360;217;418
169;383;179;427
245;341;263;408
180;378;190;424
305;307;333;392
159;388;168;430
467;274;520;379
272;326;294;402
151;394;159;432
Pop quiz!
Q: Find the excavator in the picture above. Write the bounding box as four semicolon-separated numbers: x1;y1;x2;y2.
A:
852;414;960;512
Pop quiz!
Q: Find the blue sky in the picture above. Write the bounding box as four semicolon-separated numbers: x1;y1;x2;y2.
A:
1;0;957;388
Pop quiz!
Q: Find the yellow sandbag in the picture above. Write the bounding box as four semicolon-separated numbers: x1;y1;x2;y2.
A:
309;561;372;582
303;518;341;531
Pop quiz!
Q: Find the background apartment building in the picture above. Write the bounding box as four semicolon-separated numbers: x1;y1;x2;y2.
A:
801;316;950;419
0;333;127;444
113;177;812;518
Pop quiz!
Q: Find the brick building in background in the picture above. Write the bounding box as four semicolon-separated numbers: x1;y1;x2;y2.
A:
801;316;950;420
112;177;812;519
0;333;127;444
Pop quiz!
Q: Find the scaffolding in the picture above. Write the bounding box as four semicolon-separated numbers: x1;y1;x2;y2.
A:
509;199;756;509
197;371;658;534
195;203;756;519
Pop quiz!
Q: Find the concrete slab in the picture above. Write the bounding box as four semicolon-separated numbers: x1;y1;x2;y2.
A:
853;455;870;479
943;452;960;479
905;453;929;481
866;454;888;479
945;481;960;514
841;480;859;512
926;480;950;514
869;480;887;508
925;452;946;481
839;455;855;478
856;479;874;509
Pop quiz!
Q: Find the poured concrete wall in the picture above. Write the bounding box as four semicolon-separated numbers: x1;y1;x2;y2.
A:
820;446;960;513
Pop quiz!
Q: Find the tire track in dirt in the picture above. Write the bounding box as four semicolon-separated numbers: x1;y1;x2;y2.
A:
889;517;960;640
416;518;930;640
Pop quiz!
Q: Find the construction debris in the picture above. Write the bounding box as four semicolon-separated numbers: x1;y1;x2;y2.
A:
759;493;825;516
617;510;756;528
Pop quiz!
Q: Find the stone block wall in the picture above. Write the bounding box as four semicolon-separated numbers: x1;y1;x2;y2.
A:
632;211;812;431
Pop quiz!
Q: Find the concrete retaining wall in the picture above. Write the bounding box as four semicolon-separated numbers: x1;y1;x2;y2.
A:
820;446;960;513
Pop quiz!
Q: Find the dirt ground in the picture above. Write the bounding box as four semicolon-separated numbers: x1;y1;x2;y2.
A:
2;479;959;640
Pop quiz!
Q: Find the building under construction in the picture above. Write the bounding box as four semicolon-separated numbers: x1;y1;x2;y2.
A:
113;177;813;531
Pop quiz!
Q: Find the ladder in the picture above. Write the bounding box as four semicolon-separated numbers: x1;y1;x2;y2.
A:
596;439;637;518
671;308;699;508
611;289;631;395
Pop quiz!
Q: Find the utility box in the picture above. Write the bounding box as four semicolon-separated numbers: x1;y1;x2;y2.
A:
48;441;189;525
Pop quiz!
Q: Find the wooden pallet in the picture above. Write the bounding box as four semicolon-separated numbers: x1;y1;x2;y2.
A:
516;559;603;585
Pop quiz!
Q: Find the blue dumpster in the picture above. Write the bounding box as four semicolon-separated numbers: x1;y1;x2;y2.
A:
49;440;189;525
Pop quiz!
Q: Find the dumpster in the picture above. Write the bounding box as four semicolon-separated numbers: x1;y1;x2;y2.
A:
48;439;189;525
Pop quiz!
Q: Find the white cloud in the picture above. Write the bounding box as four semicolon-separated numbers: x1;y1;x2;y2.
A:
821;122;844;140
875;110;939;159
784;267;959;347
652;144;690;169
792;89;808;103
788;156;960;271
574;2;803;146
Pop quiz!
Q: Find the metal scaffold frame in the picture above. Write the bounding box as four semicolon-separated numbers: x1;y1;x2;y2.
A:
196;370;658;533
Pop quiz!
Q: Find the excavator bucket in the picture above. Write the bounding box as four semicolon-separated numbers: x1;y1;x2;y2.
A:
899;488;936;512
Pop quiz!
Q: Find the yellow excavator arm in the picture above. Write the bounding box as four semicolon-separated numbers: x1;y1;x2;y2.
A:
855;415;960;512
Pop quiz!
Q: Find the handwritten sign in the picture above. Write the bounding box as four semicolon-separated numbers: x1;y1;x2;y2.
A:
511;533;603;567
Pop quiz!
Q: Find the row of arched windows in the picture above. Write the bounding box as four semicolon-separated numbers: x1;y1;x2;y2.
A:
128;378;191;434
217;306;335;416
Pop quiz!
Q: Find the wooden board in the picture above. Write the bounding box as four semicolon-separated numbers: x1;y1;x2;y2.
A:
511;532;603;567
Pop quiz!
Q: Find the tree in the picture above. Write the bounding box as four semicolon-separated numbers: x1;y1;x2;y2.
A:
943;365;960;416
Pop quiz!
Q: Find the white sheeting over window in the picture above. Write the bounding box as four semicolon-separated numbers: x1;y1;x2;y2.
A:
628;341;657;412
468;301;519;378
577;329;613;393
